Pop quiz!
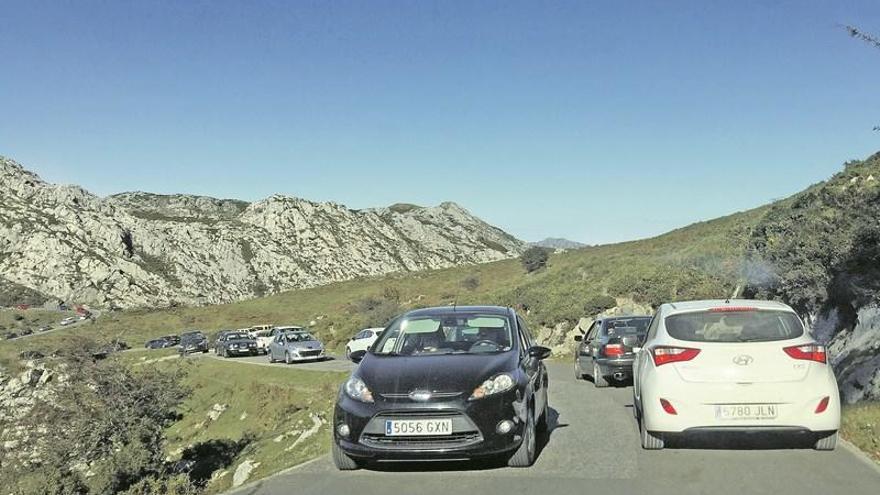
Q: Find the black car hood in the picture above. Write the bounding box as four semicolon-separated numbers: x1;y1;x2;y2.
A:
357;352;517;394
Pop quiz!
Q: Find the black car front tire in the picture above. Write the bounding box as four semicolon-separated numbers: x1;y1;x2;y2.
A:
508;407;536;467
332;441;360;470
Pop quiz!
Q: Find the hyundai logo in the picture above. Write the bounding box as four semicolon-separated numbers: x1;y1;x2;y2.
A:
732;355;754;366
409;390;433;402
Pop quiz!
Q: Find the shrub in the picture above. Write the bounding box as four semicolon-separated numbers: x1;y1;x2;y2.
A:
583;295;617;316
520;247;550;273
461;275;481;291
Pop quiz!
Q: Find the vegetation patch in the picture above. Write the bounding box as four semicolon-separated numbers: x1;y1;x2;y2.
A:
842;402;880;464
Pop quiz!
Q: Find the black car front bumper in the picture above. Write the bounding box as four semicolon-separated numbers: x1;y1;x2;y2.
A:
334;388;527;461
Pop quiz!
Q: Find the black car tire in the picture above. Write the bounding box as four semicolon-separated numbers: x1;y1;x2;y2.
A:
332;441;360;470
639;414;664;450
285;352;291;364
202;349;208;353
814;431;838;451
537;394;550;433
593;362;608;388
223;348;229;358
508;407;536;467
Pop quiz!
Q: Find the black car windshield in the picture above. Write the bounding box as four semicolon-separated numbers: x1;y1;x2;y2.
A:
665;310;804;343
372;313;513;356
604;318;651;337
226;332;249;340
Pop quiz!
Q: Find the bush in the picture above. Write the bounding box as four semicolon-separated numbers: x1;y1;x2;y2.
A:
460;275;481;291
9;337;194;494
520;247;550;273
583;295;617;316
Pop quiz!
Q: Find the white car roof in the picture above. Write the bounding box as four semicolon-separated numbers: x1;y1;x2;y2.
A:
664;299;794;315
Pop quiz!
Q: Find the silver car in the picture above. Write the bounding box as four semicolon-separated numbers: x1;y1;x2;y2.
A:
267;330;326;364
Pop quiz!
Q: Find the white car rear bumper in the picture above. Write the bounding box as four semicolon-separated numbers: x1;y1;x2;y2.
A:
640;367;840;434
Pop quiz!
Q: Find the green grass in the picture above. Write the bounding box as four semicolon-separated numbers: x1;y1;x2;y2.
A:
842;402;880;464
0;206;768;370
150;356;344;493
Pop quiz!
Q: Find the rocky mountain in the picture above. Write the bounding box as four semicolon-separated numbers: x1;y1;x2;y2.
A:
0;156;525;308
529;237;587;250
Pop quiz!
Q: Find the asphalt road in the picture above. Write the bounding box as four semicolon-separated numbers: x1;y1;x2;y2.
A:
9;309;101;341
203;351;356;373
229;361;880;495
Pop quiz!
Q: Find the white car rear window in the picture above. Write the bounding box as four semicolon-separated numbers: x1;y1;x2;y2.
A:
665;309;804;343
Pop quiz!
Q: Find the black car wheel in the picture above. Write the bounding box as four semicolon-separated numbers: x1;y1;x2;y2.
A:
537;394;550;433
508;407;536;467
593;362;608;388
332;440;360;470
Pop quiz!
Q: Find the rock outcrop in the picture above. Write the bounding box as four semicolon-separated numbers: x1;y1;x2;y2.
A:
0;156;524;308
828;305;880;403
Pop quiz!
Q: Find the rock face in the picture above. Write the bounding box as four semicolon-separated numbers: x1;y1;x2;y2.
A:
0;156;525;308
828;305;880;403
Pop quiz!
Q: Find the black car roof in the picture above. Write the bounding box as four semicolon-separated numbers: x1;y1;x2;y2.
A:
403;306;513;318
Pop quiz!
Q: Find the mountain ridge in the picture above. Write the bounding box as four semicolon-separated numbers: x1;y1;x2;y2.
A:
0;156;525;308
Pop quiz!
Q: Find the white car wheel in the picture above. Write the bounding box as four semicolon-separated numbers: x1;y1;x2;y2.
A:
814;431;837;451
639;414;664;450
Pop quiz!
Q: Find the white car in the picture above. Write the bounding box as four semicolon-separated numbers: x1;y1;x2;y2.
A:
344;327;384;360
633;299;840;451
59;317;77;326
248;325;275;354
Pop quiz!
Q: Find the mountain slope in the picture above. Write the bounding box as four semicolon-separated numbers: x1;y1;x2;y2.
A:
529;238;587;250
0;157;524;308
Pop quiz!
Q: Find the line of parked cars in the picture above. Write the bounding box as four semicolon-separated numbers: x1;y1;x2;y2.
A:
329;298;841;471
159;324;330;364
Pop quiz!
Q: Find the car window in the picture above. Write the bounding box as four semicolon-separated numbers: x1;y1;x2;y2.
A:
373;313;513;356
586;321;599;341
665;309;804;343
645;313;660;342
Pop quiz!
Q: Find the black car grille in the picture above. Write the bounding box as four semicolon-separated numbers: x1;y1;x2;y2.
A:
361;432;482;449
360;410;483;450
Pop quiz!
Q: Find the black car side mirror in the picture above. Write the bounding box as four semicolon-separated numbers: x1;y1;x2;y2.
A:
574;335;583;342
349;349;368;364
527;346;552;360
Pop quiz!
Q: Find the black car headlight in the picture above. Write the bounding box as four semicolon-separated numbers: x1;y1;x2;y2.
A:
344;376;374;403
469;373;515;400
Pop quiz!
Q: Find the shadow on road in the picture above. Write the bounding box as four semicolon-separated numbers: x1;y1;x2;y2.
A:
362;406;566;473
178;435;255;486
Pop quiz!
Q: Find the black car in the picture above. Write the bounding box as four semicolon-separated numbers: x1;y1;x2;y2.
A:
332;306;551;470
178;331;209;356
214;330;258;357
145;336;176;349
574;315;652;387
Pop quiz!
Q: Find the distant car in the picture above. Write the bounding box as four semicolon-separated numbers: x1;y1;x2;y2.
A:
248;326;276;354
267;330;325;364
145;336;176;349
574;316;652;387
633;299;841;451
345;327;384;360
214;331;259;357
59;317;77;326
178;331;209;356
20;328;33;336
37;325;52;333
255;325;302;354
3;332;18;340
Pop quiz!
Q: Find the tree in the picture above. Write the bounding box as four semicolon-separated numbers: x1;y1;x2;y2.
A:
520;246;551;273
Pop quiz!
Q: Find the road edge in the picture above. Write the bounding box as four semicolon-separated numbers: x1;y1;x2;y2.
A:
840;437;880;474
224;454;328;494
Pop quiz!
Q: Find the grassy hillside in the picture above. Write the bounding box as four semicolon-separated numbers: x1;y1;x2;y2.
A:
0;205;766;368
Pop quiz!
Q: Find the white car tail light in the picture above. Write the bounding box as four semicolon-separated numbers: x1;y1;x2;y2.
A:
651;346;700;366
783;344;827;364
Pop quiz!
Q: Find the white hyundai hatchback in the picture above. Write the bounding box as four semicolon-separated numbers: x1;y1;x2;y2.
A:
633;299;840;450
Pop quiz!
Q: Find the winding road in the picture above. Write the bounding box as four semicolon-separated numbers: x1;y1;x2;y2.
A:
227;361;880;495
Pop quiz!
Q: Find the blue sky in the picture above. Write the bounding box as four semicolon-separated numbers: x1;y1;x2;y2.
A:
1;1;879;244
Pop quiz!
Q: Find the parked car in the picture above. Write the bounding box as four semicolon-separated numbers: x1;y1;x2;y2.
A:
163;334;180;346
214;330;259;357
37;325;52;333
574;316;652;387
59;316;77;326
3;332;18;340
145;336;176;349
256;325;302;354
267;329;325;364
20;328;33;336
632;299;840;451
345;327;384;360
249;325;278;354
178;331;209;356
331;306;551;470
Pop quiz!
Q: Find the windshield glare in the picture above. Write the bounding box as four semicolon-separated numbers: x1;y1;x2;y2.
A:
286;332;315;342
665;310;804;343
372;314;513;356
